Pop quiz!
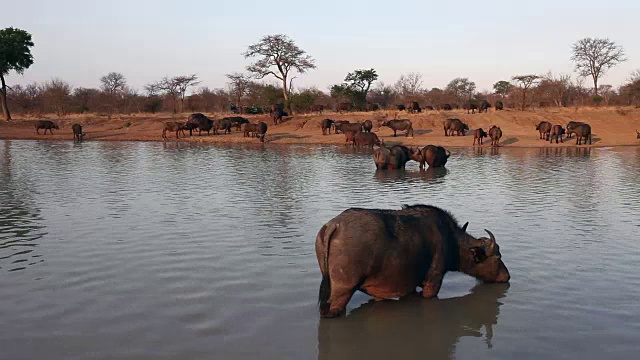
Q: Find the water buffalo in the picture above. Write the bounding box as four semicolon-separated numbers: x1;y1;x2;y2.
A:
241;123;257;138
441;104;453;111
567;123;592;145
340;122;363;134
225;116;249;130
186;113;210;136
321;119;335;135
354;132;382;148
367;103;380;112
488;126;502;147
424;105;434;111
443;119;468;136
362;120;373;133
549;125;565;144
637;130;640;139
272;108;286;125
72;123;84;141
196;118;213;136
565;121;584;139
411;145;450;169
256;121;268;142
316;204;510;317
183;122;199;136
333;120;350;134
463;103;478;114
343;130;359;145
535;121;552;140
270;103;285;116
162;121;186;139
396;104;406;111
478;100;491;113
35;120;59;135
336;102;353;113
473;128;488;145
373;145;412;170
312;104;324;114
495;101;504;111
382;119;414;137
407;101;421;114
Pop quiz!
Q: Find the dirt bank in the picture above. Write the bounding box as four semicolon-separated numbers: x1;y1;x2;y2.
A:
1;107;639;147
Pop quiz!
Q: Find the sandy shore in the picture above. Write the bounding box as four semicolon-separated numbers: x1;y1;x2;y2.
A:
1;107;639;148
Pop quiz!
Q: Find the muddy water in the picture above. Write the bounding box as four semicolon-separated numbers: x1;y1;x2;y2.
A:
1;140;639;360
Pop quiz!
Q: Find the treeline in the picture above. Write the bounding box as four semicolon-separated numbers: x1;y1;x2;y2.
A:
7;70;640;117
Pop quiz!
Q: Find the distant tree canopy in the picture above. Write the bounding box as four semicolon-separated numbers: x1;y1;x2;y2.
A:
0;27;35;120
571;37;626;96
243;34;316;102
330;68;378;109
446;77;476;102
512;74;542;110
493;81;513;96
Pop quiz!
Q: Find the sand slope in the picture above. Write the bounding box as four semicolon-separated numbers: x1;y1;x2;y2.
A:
1;107;639;147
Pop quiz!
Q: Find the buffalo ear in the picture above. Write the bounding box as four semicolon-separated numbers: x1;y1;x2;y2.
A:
461;222;469;233
470;247;487;263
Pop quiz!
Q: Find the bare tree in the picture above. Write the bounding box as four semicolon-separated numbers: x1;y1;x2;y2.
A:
225;73;252;109
42;78;71;117
512;75;541;110
243;34;316;101
571;38;626;96
598;85;614;105
100;72;127;96
173;74;199;112
394;73;423;98
156;76;180;113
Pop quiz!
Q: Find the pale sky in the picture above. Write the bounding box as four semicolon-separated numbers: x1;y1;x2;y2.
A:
5;0;640;93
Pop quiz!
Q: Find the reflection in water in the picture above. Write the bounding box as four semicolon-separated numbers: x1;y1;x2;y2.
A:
318;284;509;360
374;167;448;184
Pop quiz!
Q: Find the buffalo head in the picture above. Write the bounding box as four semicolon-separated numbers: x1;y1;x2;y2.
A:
459;226;510;283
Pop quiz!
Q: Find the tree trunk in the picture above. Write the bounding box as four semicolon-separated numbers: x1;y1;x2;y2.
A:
282;77;289;101
521;89;526;111
593;76;598;97
0;74;12;121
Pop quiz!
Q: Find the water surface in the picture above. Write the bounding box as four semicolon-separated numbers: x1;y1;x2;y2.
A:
1;140;639;360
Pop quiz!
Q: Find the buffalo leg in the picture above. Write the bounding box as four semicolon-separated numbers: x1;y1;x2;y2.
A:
393;130;397;137
422;249;445;298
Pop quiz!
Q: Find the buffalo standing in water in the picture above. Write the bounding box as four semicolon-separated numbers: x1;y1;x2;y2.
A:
536;121;552;140
316;205;510;318
256;121;268;142
567;123;592;145
549;125;565;144
381;119;414;137
473;128;488;145
35;120;59;135
354;132;382;148
72;123;84;141
488;126;502;147
411;145;450;169
373;145;412;169
362;120;373;133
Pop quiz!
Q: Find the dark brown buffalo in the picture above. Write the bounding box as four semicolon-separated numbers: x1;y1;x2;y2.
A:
565;121;584;139
270;103;285;115
256;121;268;142
382;119;413;137
567;123;592;145
354;132;382;148
407;101;421;114
162;121;186;139
478;100;491;113
186;113;208;136
35;120;59;135
272;108;286;125
495;100;504;110
443;118;468;136
373;145;412;170
316;204;510;317
535;121;552;140
549;125;565;144
241;123;257;138
343;130;358;145
312;104;325;114
473;128;488;145
197;118;214;136
411;145;450;169
362;120;373;133
340;122;363;134
441;104;453;111
72;123;84;141
321;119;335;135
463;103;478;114
225;116;249;130
333;120;350;134
336;102;353;113
367;103;380;111
396;104;406;111
183;122;199;136
488;126;502;147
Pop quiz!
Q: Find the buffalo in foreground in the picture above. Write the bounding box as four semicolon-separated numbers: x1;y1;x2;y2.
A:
565;121;584;139
549;125;565;144
256;122;268;142
382;119;413;137
488;126;502;147
473;128;488;145
321;119;335;135
316;204;510;317
241;123;257;138
373;145;412;169
35;120;59;135
162;122;186;139
536;121;552;140
362;120;373;133
72;123;84;141
567;123;592;145
411;145;450;169
444;119;468;136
